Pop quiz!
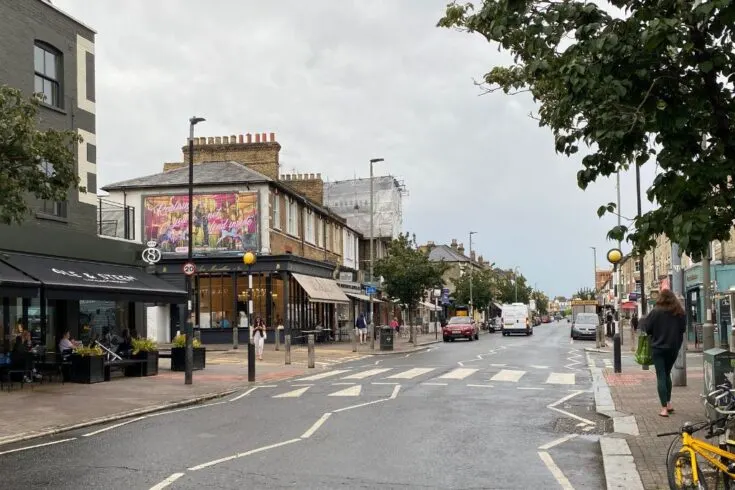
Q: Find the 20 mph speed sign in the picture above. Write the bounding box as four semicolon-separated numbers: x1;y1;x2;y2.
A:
182;262;197;276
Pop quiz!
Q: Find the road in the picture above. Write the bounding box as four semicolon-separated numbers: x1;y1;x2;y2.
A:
0;322;608;489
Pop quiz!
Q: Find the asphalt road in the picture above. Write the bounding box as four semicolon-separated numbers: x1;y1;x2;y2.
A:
0;321;608;489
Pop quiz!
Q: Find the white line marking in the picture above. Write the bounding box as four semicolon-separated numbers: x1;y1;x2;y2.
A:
149;472;185;490
301;413;332;438
538;434;578;450
404;354;412;358
332;382;357;386
489;363;507;367
333;398;388;412
372;382;399;385
188;438;302;471
390;385;401;399
289;384;314;387
457;361;465;367
82;417;148;437
342;368;392;380
548;406;596;426
546;372;576;385
328;385;362;397
273;386;311;398
530;365;549;369
439;368;479;380
490;369;525;382
467;384;493;388
296;369;351;381
538;451;574;489
387;368;435;379
375;360;382;365
230;385;277;402
549;390;584;407
422;382;449;386
0;437;76;456
518;387;545;391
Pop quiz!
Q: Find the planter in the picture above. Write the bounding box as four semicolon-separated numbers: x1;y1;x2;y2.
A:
126;351;159;377
170;347;206;371
70;354;105;384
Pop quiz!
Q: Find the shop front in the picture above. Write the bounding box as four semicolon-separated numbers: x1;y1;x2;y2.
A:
0;252;186;354
684;263;735;346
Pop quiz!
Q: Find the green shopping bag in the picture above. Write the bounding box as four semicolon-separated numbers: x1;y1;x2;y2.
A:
634;332;653;366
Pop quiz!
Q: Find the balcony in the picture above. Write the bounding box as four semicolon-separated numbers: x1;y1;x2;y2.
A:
97;198;135;241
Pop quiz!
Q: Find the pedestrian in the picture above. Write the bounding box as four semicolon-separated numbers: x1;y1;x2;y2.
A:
606;309;613;337
631;312;639;332
390;317;399;332
644;289;686;417
356;313;367;344
630;312;639;352
252;317;266;360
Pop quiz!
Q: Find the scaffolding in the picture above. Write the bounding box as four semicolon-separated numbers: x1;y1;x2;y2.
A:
323;176;407;239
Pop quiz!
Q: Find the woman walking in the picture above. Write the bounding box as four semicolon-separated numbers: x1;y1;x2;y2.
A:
252;317;266;361
644;289;686;417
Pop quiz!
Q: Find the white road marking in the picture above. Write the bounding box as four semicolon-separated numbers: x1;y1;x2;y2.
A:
404;354;412;358
387;368;435;379
333;398;388;412
422;382;449;386
296;369;351;381
490;369;525;382
372;382;399;385
547;391;596;426
342;368;392;380
530;365;549;369
518;387;544;391
0;437;76;456
332;382;357;386
457;361;465;367
83;417;149;437
538;434;578;450
149;472;185;490
230;385;277;402
489;363;507;367
438;368;479;380
467;384;493;388
375;360;382;365
301;413;332;438
328;385;362;397
188;439;301;471
546;373;576;385
390;385;401;399
273;386;311;398
538;451;574;489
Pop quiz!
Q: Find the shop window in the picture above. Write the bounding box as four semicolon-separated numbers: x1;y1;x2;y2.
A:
79;300;130;347
199;275;234;328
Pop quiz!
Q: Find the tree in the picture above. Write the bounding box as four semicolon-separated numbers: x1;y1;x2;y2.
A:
574;288;597;301
439;2;735;257
0;85;82;225
531;290;549;315
451;268;495;311
493;268;532;304
374;233;448;323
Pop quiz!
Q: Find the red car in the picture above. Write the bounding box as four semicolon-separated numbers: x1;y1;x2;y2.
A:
443;316;480;342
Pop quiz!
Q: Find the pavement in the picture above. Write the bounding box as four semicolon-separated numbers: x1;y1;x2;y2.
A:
0;322;608;489
585;327;707;490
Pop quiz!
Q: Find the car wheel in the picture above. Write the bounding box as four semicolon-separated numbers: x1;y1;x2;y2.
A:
468;335;473;341
475;333;479;340
443;337;449;342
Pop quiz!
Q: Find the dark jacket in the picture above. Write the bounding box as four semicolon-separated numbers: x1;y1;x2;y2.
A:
643;307;686;350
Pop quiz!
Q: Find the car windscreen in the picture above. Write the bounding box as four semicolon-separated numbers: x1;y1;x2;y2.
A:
448;317;470;324
576;314;598;324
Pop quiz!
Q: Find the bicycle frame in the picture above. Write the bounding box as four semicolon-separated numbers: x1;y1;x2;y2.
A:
679;431;735;483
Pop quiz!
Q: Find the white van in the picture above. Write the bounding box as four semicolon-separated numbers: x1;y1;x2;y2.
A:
501;303;532;336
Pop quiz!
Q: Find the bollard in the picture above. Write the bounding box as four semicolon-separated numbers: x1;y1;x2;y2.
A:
248;341;256;382
630;326;636;352
596;324;601;349
613;332;622;373
275;330;280;351
351;328;357;352
307;334;315;368
411;325;417;345
285;334;291;365
370;324;375;350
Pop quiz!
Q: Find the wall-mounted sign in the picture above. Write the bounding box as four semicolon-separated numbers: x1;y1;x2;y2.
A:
441;288;450;305
141;247;162;265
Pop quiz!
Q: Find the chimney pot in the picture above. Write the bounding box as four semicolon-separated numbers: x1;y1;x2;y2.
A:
230;135;236;144
221;136;228;144
261;133;267;142
238;134;244;143
309;173;314;179
246;133;252;143
255;134;261;143
297;174;303;180
215;136;221;144
207;137;215;144
427;240;434;245
269;132;275;142
316;173;321;180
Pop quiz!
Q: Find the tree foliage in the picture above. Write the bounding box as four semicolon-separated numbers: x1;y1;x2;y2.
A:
439;1;735;257
574;288;598;301
375;233;448;309
531;290;550;315
0;85;82;225
451;268;495;310
493;268;532;304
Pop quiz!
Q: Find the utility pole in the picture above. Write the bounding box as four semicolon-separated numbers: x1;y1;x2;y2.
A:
369;158;384;350
635;163;648;317
616;171;623;346
469;231;477;319
702;245;715;350
671;243;687;386
590;247;597;293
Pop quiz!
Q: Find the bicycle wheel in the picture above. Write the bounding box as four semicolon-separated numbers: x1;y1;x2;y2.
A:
667;451;708;489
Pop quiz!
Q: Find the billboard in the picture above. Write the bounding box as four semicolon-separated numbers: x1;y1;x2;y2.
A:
143;192;259;255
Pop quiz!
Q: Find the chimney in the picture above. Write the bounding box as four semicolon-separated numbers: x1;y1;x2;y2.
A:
450;239;458;249
457;243;465;255
179;131;281;179
280;172;325;205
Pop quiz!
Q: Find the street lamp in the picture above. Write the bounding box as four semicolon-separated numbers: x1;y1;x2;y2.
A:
185;115;205;385
513;266;520;303
607;248;623;373
243;251;256;382
469;231;477;319
369;157;384;350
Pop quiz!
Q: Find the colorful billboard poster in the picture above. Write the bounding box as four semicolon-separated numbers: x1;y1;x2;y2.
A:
143;192;259;255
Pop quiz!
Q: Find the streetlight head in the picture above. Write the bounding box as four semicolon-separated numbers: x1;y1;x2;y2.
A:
470;231;477;235
370;158;384;164
190;116;206;125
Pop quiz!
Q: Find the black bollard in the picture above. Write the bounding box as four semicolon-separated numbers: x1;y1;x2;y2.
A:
613;332;622;373
248;341;256;382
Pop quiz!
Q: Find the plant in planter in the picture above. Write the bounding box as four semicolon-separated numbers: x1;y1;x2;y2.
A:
70;345;105;384
128;338;159;377
170;334;206;371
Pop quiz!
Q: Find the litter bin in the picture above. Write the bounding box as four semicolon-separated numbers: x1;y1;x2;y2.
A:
380;326;394;351
703;347;735;420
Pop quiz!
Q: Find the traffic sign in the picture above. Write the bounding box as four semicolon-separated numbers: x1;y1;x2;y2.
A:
183;262;197;276
365;286;377;295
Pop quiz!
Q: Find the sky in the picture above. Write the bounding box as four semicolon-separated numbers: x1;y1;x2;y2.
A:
54;0;658;298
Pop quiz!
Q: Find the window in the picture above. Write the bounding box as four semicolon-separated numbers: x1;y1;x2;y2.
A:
38;160;67;218
287;200;298;236
635;280;641;292
34;43;62;108
273;194;281;230
316;217;323;247
333;226;339;252
325;224;331;251
304;210;315;244
634;261;640;272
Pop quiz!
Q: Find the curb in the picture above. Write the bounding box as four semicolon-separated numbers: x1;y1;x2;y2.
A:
587;352;644;490
0;388;238;449
358;340;441;356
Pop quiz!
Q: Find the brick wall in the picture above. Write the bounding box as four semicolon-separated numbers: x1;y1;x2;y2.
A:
270;230;341;263
280;173;324;205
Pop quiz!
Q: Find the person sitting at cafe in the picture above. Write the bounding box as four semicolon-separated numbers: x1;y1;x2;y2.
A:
12;331;40;382
116;329;133;358
59;331;80;354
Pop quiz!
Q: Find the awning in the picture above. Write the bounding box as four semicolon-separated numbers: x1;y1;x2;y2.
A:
0;260;40;297
292;273;349;304
420;301;441;311
621;301;637;310
0;252;186;303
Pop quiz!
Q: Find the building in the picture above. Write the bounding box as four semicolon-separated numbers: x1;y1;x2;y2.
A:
0;0;185;355
595;269;612;292
102;133;378;343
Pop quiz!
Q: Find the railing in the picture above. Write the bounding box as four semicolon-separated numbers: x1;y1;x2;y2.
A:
97;198;135;240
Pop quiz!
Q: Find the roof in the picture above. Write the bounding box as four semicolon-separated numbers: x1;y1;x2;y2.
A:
38;0;97;34
427;245;469;263
102;161;271;191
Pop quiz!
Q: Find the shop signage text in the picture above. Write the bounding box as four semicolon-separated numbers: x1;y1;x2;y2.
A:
52;268;138;284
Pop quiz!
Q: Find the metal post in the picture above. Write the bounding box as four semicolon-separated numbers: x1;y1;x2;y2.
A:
247;341;255;382
351;327;357;352
435;295;439;340
275;329;280;351
591;247;597;293
636;163;648;317
232;272;239;350
702;250;715;350
247;271;254;378
469;231;476;319
185;123;195;385
613;264;622;372
307;334;315;368
616;172;623;347
285;334;291;365
671;242;687;386
368;158;383;351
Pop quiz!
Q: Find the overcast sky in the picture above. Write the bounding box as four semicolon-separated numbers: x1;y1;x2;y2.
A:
55;0;657;298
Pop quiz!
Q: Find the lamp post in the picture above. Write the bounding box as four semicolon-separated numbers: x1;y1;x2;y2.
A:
185;116;205;385
469;231;477;320
607;248;623;373
243;251;256;382
590;246;598;294
369;157;384;350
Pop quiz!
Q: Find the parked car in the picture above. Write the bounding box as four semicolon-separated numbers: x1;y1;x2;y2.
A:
443;316;480;341
571;312;599;340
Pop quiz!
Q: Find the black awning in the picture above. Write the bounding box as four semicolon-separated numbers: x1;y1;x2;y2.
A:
1;253;186;303
0;259;40;298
